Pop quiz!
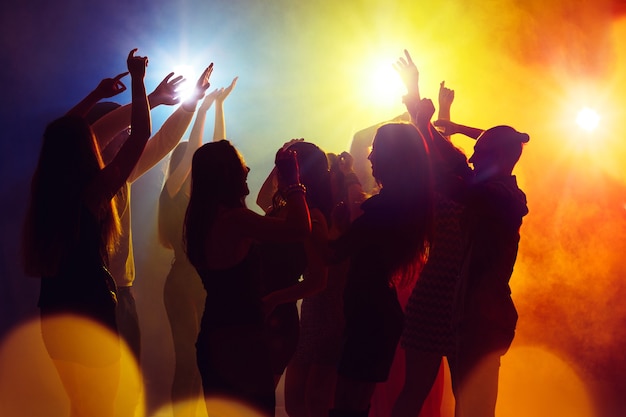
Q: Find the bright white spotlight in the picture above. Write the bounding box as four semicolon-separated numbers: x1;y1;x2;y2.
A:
172;65;196;102
367;63;406;107
576;107;600;132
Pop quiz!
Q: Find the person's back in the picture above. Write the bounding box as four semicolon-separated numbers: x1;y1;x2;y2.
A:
197;245;265;328
195;243;276;413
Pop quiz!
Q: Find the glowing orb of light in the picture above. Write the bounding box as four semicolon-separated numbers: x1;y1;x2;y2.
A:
576;107;600;132
367;63;406;108
172;65;197;102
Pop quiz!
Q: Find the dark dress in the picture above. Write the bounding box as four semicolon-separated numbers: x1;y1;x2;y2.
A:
332;192;408;383
195;246;275;415
38;205;119;366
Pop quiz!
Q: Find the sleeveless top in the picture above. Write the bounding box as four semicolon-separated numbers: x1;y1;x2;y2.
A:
196;245;264;328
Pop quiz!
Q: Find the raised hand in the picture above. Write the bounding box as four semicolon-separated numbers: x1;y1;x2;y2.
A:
415;98;435;129
275;148;301;188
198;87;221;113
215;76;238;104
393;49;420;97
127;48;148;79
337;151;355;175
148;72;185;107
187;64;214;104
438;81;455;109
94;72;129;98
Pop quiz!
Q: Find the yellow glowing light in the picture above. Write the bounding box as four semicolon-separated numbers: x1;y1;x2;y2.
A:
0;316;144;417
576;107;600;132
498;346;594;417
366;62;407;108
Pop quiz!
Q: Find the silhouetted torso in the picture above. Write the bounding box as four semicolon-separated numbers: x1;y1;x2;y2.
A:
197;245;264;327
195;245;275;414
39;205;117;331
332;192;407;382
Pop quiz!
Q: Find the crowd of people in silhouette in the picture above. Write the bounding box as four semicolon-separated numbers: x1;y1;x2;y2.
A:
21;47;529;417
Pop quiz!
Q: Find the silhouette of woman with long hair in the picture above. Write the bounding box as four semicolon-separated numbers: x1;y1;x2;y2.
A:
22;49;151;417
284;150;366;417
329;122;434;417
159;69;237;416
184;140;311;416
256;139;333;388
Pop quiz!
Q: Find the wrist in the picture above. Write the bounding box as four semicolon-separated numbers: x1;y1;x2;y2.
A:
182;100;198;112
89;88;105;101
147;93;161;109
284;183;306;197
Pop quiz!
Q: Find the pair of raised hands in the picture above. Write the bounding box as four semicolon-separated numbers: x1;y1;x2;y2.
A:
393;49;461;135
92;49;148;99
92;49;222;109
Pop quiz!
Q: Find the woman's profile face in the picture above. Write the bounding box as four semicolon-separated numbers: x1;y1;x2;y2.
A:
242;163;251;196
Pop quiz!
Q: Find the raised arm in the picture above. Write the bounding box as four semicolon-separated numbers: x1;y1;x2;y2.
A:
128;65;212;183
239;148;311;241
337;151;366;222
213;76;238;141
433;119;484;140
65;72;128;117
438;81;454;122
433;80;483;140
393;49;420;104
256;167;279;214
411;98;473;187
84;49;151;212
393;49;421;123
164;65;218;197
91;71;184;152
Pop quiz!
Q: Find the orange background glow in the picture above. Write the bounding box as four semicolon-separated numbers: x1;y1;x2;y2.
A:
1;1;625;416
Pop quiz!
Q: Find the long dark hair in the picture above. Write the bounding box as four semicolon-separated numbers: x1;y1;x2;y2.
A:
22;115;120;276
370;122;435;288
184;140;248;269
